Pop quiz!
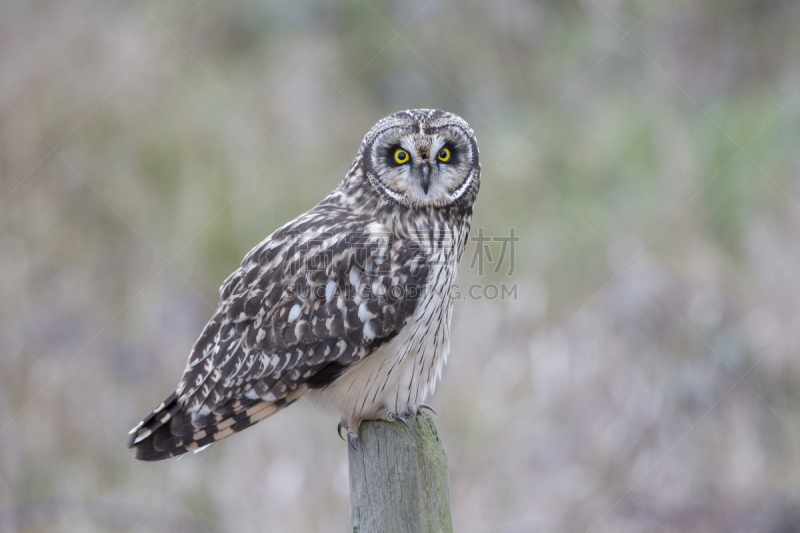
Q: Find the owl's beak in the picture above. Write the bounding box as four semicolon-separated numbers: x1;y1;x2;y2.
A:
420;163;431;194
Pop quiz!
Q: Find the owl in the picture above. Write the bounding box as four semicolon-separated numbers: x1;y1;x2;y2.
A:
128;109;480;459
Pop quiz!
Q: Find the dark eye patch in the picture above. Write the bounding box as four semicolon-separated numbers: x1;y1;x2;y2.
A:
385;145;406;167
437;143;460;165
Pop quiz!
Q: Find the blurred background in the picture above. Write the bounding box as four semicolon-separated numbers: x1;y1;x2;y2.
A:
2;0;800;531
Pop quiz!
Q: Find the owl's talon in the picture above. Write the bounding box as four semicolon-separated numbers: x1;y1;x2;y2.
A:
348;432;357;451
418;403;437;416
389;413;408;428
337;422;345;440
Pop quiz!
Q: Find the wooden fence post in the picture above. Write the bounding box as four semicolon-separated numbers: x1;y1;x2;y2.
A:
348;413;453;533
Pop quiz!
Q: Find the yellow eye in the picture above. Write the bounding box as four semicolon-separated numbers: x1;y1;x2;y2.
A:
438;147;451;162
393;149;410;164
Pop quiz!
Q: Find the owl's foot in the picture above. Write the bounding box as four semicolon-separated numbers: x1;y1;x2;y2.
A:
417;403;437;416
379;410;410;428
340;410;411;450
338;420;360;450
389;413;409;427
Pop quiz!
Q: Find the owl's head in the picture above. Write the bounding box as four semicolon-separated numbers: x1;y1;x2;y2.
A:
360;109;480;209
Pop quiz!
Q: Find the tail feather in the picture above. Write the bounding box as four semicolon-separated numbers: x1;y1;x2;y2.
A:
169;398;266;437
167;394;260;437
127;389;304;461
154;401;279;457
127;392;181;445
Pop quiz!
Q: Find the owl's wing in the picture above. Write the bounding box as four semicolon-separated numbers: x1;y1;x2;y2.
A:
128;209;430;460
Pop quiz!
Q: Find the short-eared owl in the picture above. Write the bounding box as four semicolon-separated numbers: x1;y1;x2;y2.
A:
128;109;480;460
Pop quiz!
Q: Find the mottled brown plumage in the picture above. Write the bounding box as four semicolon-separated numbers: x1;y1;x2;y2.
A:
128;109;480;460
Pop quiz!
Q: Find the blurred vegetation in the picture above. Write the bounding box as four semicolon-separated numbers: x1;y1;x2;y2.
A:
2;0;800;531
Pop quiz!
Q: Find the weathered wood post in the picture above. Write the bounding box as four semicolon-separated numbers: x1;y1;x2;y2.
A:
348;413;453;533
